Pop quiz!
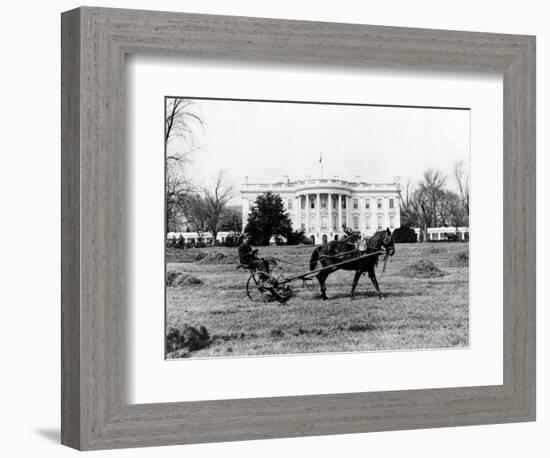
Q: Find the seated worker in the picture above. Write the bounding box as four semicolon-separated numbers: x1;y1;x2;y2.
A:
238;234;270;274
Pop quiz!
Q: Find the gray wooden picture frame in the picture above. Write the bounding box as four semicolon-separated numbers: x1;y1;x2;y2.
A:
61;6;536;451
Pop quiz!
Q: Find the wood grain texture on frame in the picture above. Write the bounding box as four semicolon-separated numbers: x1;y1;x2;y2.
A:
61;6;535;450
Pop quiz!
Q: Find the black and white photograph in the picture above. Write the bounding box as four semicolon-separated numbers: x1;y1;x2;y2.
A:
164;96;471;359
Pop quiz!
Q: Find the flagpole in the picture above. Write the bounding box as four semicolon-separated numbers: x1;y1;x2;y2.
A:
319;152;323;179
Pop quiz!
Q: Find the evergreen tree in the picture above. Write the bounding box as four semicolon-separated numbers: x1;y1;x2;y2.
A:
244;192;293;245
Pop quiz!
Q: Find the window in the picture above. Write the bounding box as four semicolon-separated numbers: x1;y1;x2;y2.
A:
332;197;337;209
377;215;383;230
300;197;305;210
288;199;293;210
342;216;347;228
311;198;315;209
389;198;394;209
365;199;370;209
377;198;382;209
321;195;327;209
353;198;358;209
342;198;347;209
300;216;306;230
321;216;328;231
353;216;359;230
390;215;395;229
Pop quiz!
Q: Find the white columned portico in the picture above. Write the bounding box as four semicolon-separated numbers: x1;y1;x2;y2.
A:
316;193;320;233
328;193;332;233
338;194;342;231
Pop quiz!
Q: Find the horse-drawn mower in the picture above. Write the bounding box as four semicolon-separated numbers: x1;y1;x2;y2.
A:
244;248;386;303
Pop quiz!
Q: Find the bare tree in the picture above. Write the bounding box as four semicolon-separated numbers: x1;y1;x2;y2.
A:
202;172;235;245
166;173;195;232
180;194;209;241
398;169;448;242
418;169;447;227
165;98;204;146
396;179;414;224
453;161;470;225
219;206;243;232
442;190;466;231
164;98;204;233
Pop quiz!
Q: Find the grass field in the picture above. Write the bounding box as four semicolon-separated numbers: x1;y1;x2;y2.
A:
166;242;469;358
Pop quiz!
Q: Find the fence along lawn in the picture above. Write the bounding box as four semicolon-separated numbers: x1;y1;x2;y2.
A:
166;242;469;358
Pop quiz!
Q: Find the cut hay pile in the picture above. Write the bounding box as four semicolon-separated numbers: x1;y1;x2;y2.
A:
166;248;207;263
196;251;237;265
166;324;210;356
166;271;203;287
399;259;447;278
449;251;469;267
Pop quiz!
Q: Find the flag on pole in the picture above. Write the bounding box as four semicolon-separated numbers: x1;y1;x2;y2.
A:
319;152;322;163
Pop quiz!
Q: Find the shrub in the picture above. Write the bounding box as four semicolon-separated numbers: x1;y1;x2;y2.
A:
392;225;418;243
166;324;210;354
286;229;307;245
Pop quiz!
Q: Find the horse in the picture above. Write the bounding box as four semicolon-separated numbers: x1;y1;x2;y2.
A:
309;228;395;300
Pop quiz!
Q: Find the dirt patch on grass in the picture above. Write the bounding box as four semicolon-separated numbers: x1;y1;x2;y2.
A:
449;251;469;267
197;252;237;265
270;328;285;338
166;324;210;357
166;248;208;263
426;246;446;254
166;271;203;287
345;322;376;332
399;259;447;278
294;327;327;336
212;331;259;342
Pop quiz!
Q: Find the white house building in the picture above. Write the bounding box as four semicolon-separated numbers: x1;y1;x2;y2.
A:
240;177;400;244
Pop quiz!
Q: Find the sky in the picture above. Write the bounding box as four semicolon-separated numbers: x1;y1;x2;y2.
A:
166;98;470;204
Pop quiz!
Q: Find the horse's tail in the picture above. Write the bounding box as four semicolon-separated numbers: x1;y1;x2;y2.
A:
310;247;322;271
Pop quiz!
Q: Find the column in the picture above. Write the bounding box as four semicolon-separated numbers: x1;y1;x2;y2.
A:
328;193;332;233
241;198;248;231
344;196;353;230
305;194;310;232
338;194;342;231
295;195;300;229
316;193;321;233
359;198;363;232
